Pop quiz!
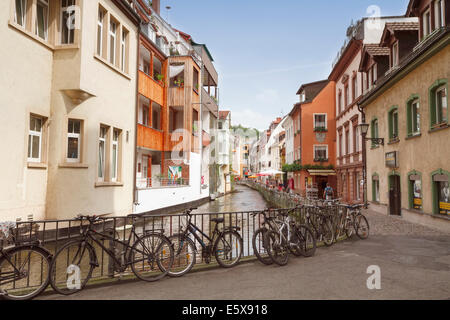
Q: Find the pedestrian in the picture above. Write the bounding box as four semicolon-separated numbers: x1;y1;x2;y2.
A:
323;183;334;200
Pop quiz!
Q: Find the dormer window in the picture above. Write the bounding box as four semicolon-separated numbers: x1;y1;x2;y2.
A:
435;0;445;29
392;42;399;67
422;8;432;39
299;92;306;103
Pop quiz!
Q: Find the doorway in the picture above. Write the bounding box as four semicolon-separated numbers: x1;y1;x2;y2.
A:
389;174;401;216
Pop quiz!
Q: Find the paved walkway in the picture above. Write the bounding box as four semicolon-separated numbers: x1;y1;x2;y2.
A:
40;208;450;300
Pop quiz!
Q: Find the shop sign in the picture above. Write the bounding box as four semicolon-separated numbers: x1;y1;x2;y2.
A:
385;151;398;168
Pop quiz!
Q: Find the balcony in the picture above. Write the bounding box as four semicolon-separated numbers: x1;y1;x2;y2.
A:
201;88;219;117
137;124;164;151
136;177;189;189
138;71;164;106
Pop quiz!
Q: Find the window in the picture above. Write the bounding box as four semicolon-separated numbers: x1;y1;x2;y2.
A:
435;85;448;125
97;9;104;56
152;102;161;130
353;125;359;153
67;119;81;162
432;170;450;215
314;145;328;161
338;131;343;157
352;75;358;101
14;0;27;27
109;20;117;65
422;8;432;38
371;118;379;147
408;173;422;210
354;173;360;200
435;0;445;29
218;122;223;130
314;114;327;130
392;42;399;67
193;68;199;93
141;104;149;126
345;84;349;106
368;67;373;90
407;98;421;136
153;55;162;82
98;126;107;180
28;115;43;162
35;0;49;40
121;29;128;72
111;129;120;182
338;90;342;114
388;107;399;140
372;175;380;202
345;129;350;155
61;0;75;44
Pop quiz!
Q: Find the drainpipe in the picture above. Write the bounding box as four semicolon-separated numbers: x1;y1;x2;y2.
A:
133;25;141;212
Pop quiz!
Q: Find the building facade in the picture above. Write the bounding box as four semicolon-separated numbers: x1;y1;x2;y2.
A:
359;0;449;231
1;0;140;220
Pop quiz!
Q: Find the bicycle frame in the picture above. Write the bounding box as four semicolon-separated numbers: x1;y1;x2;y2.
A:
0;249;26;285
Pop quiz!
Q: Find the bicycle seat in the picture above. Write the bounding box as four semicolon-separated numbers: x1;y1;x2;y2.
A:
210;217;224;224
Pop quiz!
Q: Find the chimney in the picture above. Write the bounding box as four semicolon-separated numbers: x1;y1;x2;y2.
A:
152;0;160;15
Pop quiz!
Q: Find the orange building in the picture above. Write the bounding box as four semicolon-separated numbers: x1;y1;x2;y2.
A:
290;80;337;198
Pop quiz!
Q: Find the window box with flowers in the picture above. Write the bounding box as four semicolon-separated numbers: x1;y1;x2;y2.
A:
313;127;328;132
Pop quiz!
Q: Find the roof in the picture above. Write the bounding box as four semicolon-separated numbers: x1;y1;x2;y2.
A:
380;22;419;46
296;80;328;101
405;0;420;17
219;111;230;120
172;28;192;42
359;44;390;71
191;41;214;62
328;38;362;81
359;27;450;108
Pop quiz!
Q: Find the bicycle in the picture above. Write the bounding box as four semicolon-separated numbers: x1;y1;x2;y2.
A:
0;223;52;300
49;214;174;295
164;208;243;277
339;204;370;239
251;208;279;265
303;205;334;247
264;208;316;266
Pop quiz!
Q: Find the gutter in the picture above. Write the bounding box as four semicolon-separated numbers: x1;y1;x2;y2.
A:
133;25;141;209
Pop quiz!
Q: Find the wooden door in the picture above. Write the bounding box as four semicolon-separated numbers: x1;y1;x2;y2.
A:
389;175;401;215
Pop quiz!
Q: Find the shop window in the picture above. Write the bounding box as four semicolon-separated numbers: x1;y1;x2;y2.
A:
408;172;422;211
432;169;450;215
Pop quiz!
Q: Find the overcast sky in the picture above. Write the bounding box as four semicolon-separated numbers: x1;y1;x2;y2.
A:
160;0;409;131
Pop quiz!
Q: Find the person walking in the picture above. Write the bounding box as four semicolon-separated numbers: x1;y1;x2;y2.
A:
323;183;334;200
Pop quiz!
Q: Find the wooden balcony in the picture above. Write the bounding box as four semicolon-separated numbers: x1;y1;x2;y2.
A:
137;124;164;151
138;71;164;106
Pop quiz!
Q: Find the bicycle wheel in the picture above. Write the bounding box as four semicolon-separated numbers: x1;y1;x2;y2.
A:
252;227;273;265
49;240;96;295
345;217;355;238
321;218;334;247
214;230;243;268
130;233;173;282
166;234;196;277
296;225;316;257
264;230;289;266
0;245;51;300
355;215;370;239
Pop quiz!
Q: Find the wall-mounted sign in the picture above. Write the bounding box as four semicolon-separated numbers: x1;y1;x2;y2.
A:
385;151;398;168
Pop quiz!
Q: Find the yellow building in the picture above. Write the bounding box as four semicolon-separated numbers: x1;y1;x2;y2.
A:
359;0;449;232
0;0;140;220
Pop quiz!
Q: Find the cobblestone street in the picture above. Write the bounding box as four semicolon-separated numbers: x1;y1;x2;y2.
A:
40;206;450;300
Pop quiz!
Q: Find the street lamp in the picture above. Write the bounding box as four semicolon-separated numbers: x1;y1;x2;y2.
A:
358;121;384;208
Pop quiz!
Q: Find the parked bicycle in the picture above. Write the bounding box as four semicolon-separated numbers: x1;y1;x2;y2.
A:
339;204;370;239
49;214;174;295
303;205;334;246
251;208;278;265
263;208;316;266
0;223;52;300
163;208;243;277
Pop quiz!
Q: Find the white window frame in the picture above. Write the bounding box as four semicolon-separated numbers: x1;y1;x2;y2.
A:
111;129;119;182
313;145;328;160
98;126;107;181
97;9;104;56
437;0;445;29
422;8;432;38
109;19;117;65
60;0;75;45
28;115;42;163
436;85;448;124
35;0;49;40
411;99;420;134
313;113;327;130
121;29;127;72
15;0;27;27
392;42;399;67
67;119;81;163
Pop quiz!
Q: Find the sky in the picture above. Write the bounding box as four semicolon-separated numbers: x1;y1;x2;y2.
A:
160;0;410;131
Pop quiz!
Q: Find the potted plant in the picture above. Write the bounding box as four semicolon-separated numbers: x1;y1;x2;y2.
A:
155;73;164;85
174;79;184;88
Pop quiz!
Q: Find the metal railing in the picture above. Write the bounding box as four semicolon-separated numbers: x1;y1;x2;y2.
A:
136;177;190;189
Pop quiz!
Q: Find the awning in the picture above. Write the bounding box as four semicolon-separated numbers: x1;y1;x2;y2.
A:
307;169;336;176
257;169;284;176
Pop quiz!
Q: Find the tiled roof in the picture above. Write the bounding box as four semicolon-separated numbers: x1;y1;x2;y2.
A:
385;22;419;32
364;44;390;56
219;111;230;120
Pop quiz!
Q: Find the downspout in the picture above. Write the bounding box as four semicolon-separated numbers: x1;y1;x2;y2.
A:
133;24;141;212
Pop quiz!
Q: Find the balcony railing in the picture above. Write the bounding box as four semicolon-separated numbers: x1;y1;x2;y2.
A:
201;88;219;117
136;177;189;189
